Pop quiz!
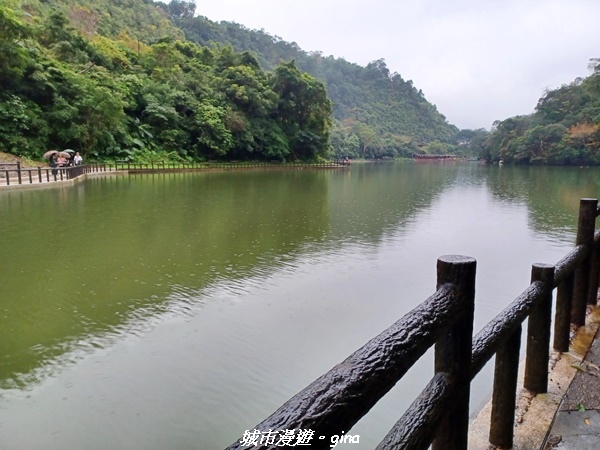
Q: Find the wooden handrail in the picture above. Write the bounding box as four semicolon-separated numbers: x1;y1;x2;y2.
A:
226;199;600;450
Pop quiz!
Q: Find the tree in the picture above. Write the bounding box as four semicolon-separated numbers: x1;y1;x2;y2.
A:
0;5;31;88
193;101;234;157
271;61;332;160
167;0;196;19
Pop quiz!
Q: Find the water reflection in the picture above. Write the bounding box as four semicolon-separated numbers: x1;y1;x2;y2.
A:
1;170;336;388
1;163;600;449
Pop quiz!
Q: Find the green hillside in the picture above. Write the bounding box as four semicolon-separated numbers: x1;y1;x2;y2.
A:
170;6;459;158
477;61;600;165
0;0;332;162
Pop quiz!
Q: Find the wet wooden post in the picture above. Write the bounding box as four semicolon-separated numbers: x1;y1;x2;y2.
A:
432;255;476;450
572;198;598;326
489;324;521;448
17;161;22;184
524;263;554;393
37;167;42;183
588;235;600;307
554;273;574;352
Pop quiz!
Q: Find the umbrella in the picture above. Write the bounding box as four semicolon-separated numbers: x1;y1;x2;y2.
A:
58;152;71;158
63;149;75;154
43;150;59;159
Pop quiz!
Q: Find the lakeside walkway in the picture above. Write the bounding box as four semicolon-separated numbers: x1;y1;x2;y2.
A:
543;315;600;450
0;160;351;190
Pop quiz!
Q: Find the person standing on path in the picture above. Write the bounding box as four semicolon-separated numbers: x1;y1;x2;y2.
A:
50;155;58;180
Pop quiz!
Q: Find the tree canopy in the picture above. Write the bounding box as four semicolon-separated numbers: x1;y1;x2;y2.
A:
152;2;461;158
0;0;332;162
8;0;595;164
472;63;600;165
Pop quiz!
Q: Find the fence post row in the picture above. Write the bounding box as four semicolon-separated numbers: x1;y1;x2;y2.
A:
1;160;351;186
225;197;599;450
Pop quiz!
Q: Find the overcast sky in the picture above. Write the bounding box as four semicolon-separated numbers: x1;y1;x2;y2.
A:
195;1;600;130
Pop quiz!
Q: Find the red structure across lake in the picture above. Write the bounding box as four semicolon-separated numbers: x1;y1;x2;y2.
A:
413;154;457;160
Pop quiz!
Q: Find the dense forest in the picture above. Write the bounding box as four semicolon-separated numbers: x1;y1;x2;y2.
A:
170;8;459;159
0;0;333;162
478;60;600;165
0;0;462;163
2;0;599;164
173;5;600;165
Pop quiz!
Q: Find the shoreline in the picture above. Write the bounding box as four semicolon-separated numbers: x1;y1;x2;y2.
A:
0;161;352;192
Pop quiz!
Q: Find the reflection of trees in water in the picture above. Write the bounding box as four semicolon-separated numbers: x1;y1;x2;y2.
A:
1;171;334;388
328;162;461;244
485;166;600;238
0;165;461;388
4;163;593;388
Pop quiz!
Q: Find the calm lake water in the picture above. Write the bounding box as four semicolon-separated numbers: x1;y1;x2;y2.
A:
1;162;599;449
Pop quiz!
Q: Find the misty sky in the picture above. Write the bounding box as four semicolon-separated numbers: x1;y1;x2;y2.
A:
195;0;600;130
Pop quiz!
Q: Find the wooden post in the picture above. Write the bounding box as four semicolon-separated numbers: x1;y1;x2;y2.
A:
17;161;22;184
524;263;554;393
554;273;574;352
588;237;600;307
489;325;521;448
432;255;476;450
572;198;598;326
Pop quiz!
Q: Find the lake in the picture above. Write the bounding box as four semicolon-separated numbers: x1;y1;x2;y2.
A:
1;162;599;449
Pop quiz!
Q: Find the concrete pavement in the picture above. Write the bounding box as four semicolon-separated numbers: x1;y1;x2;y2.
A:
543;321;600;450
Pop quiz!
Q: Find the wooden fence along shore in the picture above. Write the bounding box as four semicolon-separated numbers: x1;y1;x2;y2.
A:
226;199;600;450
0;160;351;187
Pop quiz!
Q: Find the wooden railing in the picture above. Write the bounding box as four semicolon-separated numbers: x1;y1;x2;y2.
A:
0;163;106;186
0;160;351;186
226;198;600;450
109;160;350;171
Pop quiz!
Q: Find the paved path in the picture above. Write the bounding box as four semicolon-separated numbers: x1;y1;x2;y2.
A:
544;324;600;449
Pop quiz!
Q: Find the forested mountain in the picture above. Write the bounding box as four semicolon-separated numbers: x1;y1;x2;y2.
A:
167;5;459;158
477;61;600;165
6;0;597;164
0;0;332;162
